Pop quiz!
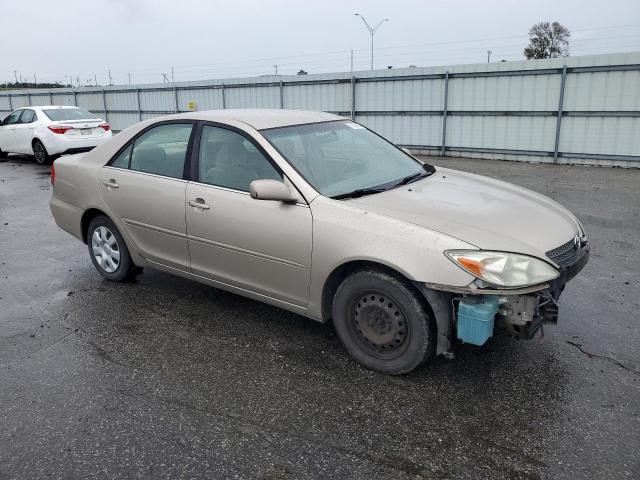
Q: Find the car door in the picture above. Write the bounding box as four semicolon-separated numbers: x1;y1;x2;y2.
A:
98;122;195;271
0;110;23;152
185;123;312;306
13;109;36;154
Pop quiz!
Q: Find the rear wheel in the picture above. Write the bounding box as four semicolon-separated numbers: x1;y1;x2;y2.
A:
332;268;436;375
0;146;7;158
32;139;51;165
87;215;139;282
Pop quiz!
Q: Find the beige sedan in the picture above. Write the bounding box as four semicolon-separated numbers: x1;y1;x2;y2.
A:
50;109;589;374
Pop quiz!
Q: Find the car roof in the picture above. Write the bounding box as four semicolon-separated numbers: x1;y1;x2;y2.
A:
31;105;82;109
167;109;345;130
14;105;83;111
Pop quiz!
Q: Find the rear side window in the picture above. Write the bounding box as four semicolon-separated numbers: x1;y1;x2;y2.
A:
198;125;281;191
110;145;132;169
20;109;35;123
130;123;192;179
42;107;97;121
3;110;22;125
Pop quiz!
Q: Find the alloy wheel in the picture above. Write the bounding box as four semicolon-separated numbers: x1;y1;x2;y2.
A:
34;142;46;164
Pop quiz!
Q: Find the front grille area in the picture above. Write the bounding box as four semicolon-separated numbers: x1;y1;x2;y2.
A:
546;237;586;268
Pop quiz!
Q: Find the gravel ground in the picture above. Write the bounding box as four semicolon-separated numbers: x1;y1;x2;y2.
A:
0;154;638;480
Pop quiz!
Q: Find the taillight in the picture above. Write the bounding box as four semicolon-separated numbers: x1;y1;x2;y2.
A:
48;125;73;135
51;164;55;185
99;123;111;131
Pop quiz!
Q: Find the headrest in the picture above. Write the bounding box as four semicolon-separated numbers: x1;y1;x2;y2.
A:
216;141;248;168
132;143;166;168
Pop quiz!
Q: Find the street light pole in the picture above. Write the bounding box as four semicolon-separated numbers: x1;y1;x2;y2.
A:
354;13;389;70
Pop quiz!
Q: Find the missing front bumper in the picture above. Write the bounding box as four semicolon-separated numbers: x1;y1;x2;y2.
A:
418;246;589;352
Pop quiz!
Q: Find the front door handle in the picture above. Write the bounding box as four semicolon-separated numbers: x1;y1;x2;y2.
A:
103;179;119;188
188;199;211;210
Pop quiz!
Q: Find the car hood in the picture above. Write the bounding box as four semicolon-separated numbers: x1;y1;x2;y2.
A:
346;167;580;262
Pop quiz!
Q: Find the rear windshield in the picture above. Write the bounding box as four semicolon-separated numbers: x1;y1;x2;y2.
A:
42;107;97;121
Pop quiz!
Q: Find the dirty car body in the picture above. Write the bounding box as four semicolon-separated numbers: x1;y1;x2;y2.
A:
49;109;589;374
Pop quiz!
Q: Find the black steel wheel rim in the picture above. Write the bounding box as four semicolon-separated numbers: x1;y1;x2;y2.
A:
348;290;410;359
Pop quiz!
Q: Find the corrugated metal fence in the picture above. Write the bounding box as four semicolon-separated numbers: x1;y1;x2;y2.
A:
1;52;639;167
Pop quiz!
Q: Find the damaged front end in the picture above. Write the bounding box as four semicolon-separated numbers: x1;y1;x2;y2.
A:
418;237;589;355
494;292;558;338
456;292;558;346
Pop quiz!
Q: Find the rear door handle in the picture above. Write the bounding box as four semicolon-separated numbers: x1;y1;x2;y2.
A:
103;179;119;188
188;199;210;210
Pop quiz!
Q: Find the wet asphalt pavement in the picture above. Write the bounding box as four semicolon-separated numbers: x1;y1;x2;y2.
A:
0;155;638;480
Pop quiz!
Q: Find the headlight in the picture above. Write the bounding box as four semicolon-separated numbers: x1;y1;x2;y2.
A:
444;250;559;288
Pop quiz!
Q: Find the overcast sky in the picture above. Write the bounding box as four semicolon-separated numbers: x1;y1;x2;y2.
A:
2;0;639;85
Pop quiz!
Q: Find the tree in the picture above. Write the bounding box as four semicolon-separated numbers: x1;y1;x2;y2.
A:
296;69;308;75
524;22;570;59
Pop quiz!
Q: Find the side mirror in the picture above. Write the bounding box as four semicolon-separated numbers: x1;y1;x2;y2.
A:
249;179;298;203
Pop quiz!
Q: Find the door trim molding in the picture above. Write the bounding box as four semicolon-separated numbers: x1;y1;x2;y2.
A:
187;233;307;269
123;217;187;239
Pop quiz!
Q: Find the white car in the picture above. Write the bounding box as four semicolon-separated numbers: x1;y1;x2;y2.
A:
0;106;112;164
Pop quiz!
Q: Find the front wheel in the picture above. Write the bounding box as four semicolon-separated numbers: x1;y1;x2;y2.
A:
332;269;436;375
87;215;139;282
32;139;51;165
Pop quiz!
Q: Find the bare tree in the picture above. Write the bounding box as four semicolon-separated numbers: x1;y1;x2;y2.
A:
524;22;570;59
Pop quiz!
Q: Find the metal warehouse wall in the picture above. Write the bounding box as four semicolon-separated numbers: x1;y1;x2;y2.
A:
1;51;639;167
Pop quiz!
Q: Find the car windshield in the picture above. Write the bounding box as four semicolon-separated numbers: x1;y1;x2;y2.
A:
42;107;97;121
261;120;433;198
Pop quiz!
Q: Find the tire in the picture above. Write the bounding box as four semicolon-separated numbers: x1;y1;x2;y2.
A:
332;268;436;375
0;146;7;158
87;215;139;282
32;139;51;165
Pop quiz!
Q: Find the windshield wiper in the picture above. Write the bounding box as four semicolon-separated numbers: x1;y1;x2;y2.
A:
393;164;436;187
331;187;387;200
332;164;436;200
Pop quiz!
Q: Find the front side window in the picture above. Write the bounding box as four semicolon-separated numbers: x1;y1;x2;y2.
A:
2;110;22;125
42;107;97;121
129;123;192;179
19;109;35;123
262;120;430;198
198;125;281;192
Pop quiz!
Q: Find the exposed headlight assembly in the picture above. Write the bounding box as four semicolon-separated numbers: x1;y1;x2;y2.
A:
445;250;559;288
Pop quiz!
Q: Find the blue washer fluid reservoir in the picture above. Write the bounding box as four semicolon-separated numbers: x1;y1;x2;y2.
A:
456;296;500;346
